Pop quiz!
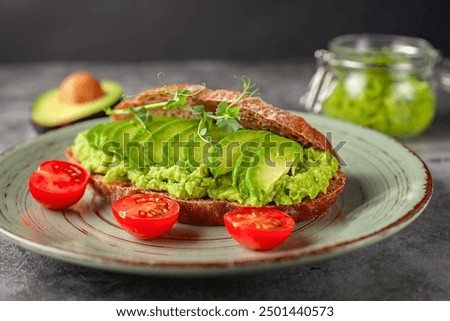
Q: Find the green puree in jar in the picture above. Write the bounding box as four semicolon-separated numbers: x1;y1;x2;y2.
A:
322;53;435;136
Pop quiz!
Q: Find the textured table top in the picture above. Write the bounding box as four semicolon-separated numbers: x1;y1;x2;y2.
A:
0;61;449;300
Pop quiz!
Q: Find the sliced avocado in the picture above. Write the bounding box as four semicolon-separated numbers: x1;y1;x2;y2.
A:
245;134;303;202
208;129;269;178
180;126;229;170
125;117;174;169
99;119;130;148
162;123;198;166
231;139;264;196
110;120;141;155
85;119;131;150
31;80;122;133
145;119;198;165
86;122;110;149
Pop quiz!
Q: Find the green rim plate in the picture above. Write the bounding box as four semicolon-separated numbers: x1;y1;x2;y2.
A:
0;113;433;276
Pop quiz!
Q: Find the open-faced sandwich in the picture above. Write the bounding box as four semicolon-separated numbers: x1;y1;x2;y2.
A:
65;81;346;227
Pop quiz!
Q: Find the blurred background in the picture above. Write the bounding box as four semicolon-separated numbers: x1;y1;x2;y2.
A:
1;0;449;62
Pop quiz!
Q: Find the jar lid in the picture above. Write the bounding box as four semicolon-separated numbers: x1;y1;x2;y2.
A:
327;34;440;71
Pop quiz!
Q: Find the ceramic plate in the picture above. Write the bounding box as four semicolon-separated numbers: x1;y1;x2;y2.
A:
0;113;432;276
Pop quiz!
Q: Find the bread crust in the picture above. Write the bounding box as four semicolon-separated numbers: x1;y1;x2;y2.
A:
69;84;346;225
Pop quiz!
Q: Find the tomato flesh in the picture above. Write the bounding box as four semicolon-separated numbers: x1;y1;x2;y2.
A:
224;207;295;250
112;193;180;240
28;160;89;210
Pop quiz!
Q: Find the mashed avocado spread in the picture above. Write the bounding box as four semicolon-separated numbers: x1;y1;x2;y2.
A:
322;52;435;137
72;117;339;206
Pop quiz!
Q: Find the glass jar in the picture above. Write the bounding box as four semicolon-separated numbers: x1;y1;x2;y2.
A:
301;34;440;137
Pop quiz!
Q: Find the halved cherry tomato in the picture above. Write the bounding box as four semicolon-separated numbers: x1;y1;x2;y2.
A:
224;207;295;251
28;160;89;210
112;193;180;240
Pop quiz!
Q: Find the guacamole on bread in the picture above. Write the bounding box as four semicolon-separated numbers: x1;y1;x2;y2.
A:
72;118;339;207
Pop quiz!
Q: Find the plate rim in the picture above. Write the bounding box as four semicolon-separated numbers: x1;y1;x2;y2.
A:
0;114;433;276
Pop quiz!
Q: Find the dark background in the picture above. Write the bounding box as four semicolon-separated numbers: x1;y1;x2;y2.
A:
1;0;449;62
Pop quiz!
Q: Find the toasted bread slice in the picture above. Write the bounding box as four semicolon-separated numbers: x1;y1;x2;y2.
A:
68;84;346;225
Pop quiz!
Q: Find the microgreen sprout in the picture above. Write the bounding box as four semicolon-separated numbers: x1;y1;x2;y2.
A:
105;74;259;143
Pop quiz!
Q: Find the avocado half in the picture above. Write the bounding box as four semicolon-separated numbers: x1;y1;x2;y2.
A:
31;81;122;133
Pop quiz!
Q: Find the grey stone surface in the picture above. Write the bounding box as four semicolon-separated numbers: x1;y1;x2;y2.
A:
0;61;449;300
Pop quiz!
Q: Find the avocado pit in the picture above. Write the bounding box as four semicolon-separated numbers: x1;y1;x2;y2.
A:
59;71;105;104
